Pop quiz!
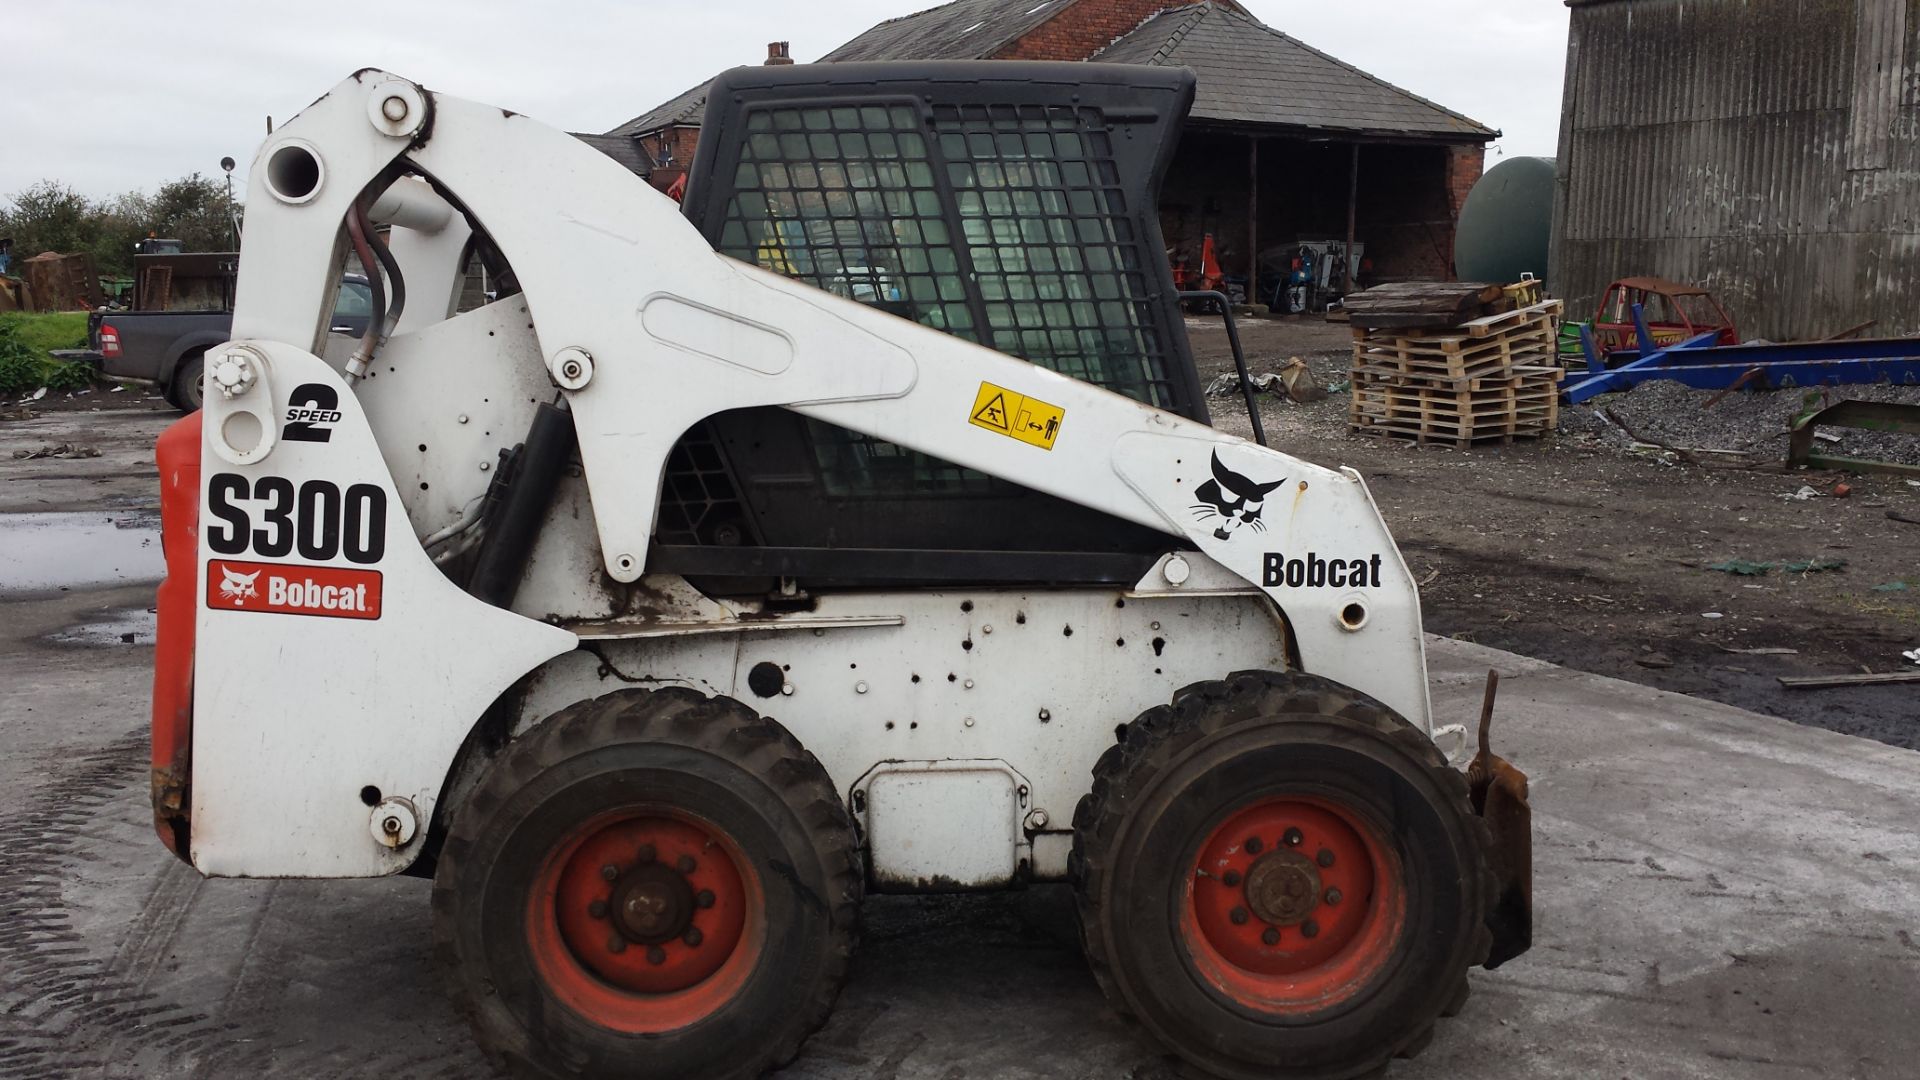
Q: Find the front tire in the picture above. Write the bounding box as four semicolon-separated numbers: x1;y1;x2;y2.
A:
1071;670;1491;1080
432;688;861;1080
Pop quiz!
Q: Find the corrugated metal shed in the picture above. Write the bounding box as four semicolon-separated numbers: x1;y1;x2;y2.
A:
1094;3;1494;139
1551;0;1920;340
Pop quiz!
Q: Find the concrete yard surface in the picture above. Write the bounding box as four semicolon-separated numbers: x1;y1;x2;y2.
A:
1;611;1914;1079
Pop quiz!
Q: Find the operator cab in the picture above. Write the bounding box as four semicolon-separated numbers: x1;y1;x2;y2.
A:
659;62;1208;593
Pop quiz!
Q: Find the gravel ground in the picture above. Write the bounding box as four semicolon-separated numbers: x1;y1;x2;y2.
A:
1580;379;1920;465
1193;314;1920;466
1187;315;1920;746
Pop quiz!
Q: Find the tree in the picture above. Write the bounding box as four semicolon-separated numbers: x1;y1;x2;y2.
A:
147;173;239;254
0;175;242;279
0;181;97;263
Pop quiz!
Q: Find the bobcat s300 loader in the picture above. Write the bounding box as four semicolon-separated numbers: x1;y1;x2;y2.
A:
149;63;1530;1080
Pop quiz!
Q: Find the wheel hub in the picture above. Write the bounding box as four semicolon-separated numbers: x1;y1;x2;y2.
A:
536;813;751;996
1185;796;1395;994
611;863;694;944
1243;849;1321;926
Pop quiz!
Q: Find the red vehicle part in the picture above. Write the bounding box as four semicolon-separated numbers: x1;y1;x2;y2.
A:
1590;276;1738;359
526;809;762;1032
152;412;201;861
1197;233;1224;294
1182;795;1404;1014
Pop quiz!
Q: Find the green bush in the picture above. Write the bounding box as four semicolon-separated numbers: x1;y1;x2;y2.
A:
0;353;40;396
42;361;95;392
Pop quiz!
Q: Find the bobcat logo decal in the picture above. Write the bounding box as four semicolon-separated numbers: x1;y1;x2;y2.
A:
218;567;261;604
1191;450;1284;541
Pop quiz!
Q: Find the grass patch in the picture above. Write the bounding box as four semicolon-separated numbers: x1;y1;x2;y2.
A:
5;312;89;356
1841;586;1920;626
0;312;94;396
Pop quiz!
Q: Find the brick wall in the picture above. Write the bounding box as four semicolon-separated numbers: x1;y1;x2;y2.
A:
641;126;703;194
1445;143;1484;221
995;0;1246;61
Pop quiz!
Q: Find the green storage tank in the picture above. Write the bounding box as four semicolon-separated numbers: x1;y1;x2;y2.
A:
1453;156;1554;287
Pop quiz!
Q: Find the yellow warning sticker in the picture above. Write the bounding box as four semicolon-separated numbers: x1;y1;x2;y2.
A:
969;381;1066;450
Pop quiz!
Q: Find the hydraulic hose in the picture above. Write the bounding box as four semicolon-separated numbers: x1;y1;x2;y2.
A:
344;204;386;381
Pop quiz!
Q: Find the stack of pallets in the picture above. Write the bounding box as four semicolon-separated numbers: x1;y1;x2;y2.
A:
1344;284;1565;448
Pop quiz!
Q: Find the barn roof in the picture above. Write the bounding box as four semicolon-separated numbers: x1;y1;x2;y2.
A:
604;0;1493;146
1093;3;1495;139
820;0;1075;62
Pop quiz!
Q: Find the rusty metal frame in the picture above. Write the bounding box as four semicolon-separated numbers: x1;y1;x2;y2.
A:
1787;399;1920;477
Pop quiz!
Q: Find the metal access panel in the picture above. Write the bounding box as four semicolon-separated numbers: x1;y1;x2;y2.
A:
664;62;1205;581
856;760;1031;890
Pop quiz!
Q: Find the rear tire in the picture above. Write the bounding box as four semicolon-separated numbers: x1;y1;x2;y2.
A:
432;687;861;1080
166;350;205;413
1070;670;1491;1080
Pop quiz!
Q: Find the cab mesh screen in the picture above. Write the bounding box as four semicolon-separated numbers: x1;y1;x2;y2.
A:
708;99;1177;495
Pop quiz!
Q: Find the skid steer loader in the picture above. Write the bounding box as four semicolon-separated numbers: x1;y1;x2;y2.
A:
148;63;1530;1080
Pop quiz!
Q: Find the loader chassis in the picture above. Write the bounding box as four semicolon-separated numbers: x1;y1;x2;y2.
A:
153;65;1527;1080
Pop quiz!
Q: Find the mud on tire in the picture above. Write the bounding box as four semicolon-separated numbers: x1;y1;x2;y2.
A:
1070;670;1492;1080
431;687;861;1080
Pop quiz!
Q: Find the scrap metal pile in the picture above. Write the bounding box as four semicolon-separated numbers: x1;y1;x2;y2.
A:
1344;281;1564;447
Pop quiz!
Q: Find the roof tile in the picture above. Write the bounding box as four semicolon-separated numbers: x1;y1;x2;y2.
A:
1094;3;1495;138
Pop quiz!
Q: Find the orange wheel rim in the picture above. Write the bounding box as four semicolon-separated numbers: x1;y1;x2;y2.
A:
1179;796;1405;1014
525;808;762;1033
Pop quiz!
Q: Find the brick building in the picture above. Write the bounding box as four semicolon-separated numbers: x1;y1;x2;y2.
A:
591;0;1495;289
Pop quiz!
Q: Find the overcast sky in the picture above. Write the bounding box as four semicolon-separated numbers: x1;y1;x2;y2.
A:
1;0;1567;203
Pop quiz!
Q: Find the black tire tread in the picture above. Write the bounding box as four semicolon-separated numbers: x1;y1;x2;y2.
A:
431;687;862;1080
1069;669;1494;1078
167;350;206;413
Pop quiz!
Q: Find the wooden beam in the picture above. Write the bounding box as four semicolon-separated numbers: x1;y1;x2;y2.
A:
1345;143;1359;293
1777;671;1920;689
1247;136;1259;307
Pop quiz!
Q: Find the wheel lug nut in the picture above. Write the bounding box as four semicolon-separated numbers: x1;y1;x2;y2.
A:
676;854;697;875
1301;919;1320;939
683;927;703;947
1222;869;1242;887
607;935;627;954
600;863;620;882
1316;847;1334;867
588;899;609;919
1244;836;1263;854
1229;907;1249;925
1262;927;1280;946
646;945;667;966
695;889;716;909
1284;828;1304;847
636;843;656;864
1325;887;1342;906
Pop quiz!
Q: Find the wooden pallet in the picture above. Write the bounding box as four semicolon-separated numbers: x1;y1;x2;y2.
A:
1352;299;1563;343
1348;367;1562;448
1352;365;1564;392
1445;298;1562;338
1353;323;1559;382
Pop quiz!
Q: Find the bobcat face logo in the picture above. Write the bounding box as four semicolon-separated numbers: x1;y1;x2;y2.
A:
218;568;261;604
1192;451;1284;541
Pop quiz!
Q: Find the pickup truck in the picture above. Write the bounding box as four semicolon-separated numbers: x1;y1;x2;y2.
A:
77;275;375;411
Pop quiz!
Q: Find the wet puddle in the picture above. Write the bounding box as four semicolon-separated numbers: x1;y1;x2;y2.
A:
0;511;165;595
45;606;158;647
